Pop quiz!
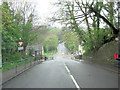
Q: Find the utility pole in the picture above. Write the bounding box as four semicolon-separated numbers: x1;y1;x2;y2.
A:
118;1;120;58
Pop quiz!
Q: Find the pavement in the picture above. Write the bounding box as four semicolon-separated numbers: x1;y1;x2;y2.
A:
2;43;119;88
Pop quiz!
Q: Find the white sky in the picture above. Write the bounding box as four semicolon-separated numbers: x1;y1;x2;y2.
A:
0;0;91;28
30;0;63;28
18;0;106;28
1;0;63;28
1;0;118;28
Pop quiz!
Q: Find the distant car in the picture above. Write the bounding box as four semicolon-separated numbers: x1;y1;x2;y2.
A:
58;41;63;44
74;55;82;59
115;58;120;68
79;55;82;59
44;56;48;60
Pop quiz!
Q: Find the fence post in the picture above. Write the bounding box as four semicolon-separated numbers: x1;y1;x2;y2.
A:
24;61;26;69
16;65;17;74
30;60;31;66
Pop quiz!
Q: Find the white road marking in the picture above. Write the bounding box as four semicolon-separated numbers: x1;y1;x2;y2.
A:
65;65;70;73
64;63;81;90
70;75;80;89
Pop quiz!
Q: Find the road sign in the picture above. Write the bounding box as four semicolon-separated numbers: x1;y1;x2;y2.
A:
18;47;23;50
18;41;23;47
114;53;118;59
79;45;81;51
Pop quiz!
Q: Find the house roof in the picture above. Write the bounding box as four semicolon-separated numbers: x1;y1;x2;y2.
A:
26;44;43;51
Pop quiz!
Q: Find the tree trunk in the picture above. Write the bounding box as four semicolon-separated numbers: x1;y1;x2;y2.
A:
89;7;119;36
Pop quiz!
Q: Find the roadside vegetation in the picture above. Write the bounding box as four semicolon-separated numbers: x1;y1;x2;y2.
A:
2;58;34;71
44;51;57;56
43;35;58;53
33;26;59;56
62;31;79;54
2;2;37;63
52;0;119;65
1;2;60;71
1;0;119;70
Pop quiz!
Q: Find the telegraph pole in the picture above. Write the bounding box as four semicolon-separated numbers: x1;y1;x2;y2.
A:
118;1;120;58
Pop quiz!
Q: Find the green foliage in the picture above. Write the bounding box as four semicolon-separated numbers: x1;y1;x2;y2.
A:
21;22;37;47
2;57;34;71
83;28;113;54
43;46;47;53
2;52;32;63
33;26;51;44
43;35;58;52
29;48;34;56
2;2;37;63
50;27;63;40
44;50;57;56
62;31;79;53
3;53;20;62
2;2;18;52
55;0;117;56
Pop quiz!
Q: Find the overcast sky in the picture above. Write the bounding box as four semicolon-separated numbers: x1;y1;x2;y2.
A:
1;0;62;28
30;0;63;28
2;0;116;28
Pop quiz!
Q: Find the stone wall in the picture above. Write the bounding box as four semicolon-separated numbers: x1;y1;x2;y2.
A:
83;41;118;65
2;60;43;84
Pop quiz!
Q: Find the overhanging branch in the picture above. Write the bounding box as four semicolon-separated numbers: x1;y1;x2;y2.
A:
89;7;119;35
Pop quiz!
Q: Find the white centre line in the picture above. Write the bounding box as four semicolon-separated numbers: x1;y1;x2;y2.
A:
65;65;70;73
64;63;81;90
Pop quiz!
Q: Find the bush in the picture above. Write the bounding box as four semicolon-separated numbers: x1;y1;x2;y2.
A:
2;51;32;63
62;31;79;53
43;35;58;52
2;52;21;63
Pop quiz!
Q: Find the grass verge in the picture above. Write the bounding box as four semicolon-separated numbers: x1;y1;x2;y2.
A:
44;51;57;56
2;58;34;72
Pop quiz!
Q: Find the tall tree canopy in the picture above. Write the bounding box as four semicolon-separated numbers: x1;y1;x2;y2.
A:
2;1;38;62
52;0;119;53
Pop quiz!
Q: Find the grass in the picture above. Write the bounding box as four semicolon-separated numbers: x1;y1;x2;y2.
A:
2;58;34;72
44;51;57;56
2;50;57;71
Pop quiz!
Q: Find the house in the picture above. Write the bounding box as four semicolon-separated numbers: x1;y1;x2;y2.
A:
26;44;44;56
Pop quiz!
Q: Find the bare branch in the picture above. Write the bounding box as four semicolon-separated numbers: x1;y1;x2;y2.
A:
89;7;119;35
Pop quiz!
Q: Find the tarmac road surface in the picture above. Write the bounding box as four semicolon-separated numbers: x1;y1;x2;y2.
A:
3;43;118;88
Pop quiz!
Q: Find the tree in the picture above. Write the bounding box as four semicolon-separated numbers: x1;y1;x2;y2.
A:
89;6;119;36
52;0;119;53
62;31;80;53
43;35;58;52
2;1;38;62
13;2;37;51
2;2;21;62
33;25;51;44
2;2;18;53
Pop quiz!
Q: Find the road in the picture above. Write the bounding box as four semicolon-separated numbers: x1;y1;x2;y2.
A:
3;43;118;88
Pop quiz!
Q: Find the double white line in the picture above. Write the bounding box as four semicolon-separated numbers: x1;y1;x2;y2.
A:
64;63;81;90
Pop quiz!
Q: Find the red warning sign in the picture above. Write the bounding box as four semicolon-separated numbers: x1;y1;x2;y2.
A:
18;41;23;47
114;53;118;59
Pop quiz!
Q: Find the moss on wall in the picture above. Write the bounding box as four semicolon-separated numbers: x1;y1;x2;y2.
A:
83;41;118;65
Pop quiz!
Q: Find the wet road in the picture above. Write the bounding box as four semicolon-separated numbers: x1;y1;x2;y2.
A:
3;43;118;88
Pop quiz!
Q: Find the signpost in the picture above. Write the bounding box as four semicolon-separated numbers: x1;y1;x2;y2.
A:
18;38;24;60
18;41;23;47
18;41;24;50
18;47;24;51
18;38;24;51
78;45;82;55
118;2;120;58
18;41;24;51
